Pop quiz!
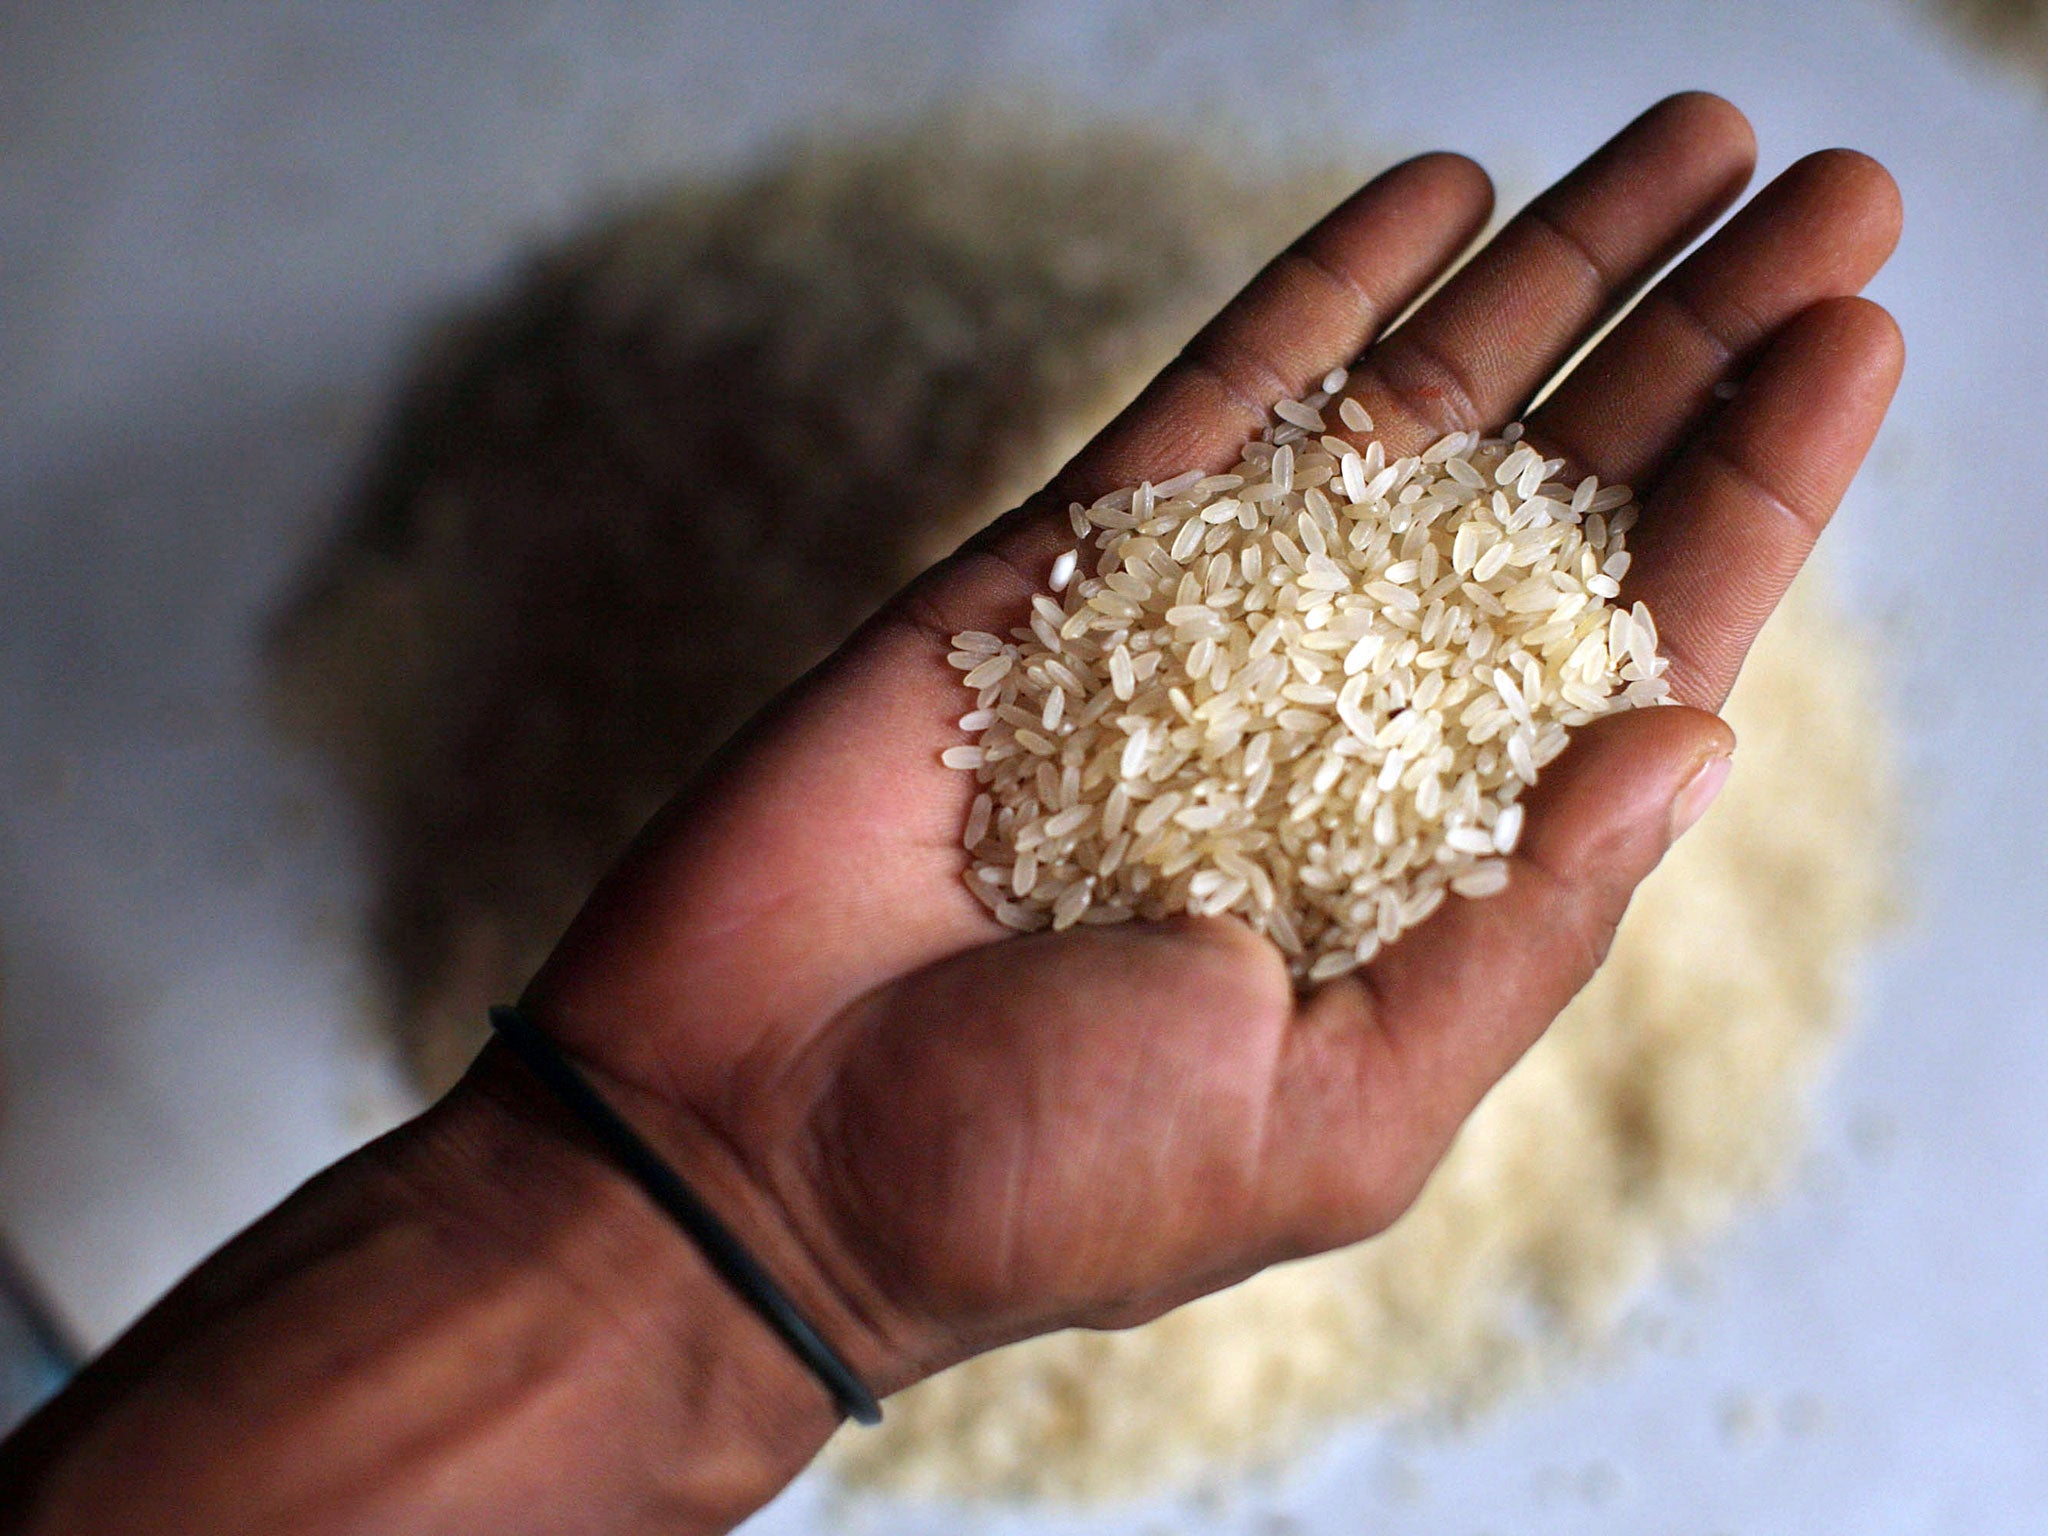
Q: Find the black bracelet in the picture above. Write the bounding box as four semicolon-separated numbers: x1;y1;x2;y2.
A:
487;1004;883;1426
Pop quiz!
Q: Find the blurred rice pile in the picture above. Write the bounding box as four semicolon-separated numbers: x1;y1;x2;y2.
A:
1931;0;2048;88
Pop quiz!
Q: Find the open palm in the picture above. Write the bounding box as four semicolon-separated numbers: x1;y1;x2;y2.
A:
504;94;1902;1398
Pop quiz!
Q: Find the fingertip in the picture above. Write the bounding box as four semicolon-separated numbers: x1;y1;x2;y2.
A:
1608;698;1729;740
1648;90;1758;170
1398;149;1495;199
1798;146;1901;201
1743;294;1907;425
1543;89;1756;246
1867;297;1906;379
1363;150;1496;236
1780;148;1905;253
1517;702;1734;861
1666;702;1739;771
1806;294;1907;393
1574;697;1733;755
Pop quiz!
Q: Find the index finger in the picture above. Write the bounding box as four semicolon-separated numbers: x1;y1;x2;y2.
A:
897;152;1495;646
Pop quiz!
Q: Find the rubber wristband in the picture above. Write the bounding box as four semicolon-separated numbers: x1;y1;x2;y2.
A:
487;1004;883;1426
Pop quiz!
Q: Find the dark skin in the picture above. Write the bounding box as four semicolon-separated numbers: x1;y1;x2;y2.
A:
0;94;1902;1534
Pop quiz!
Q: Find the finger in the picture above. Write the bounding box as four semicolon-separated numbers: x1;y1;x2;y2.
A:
1338;91;1756;454
1622;295;1904;709
1529;149;1903;489
900;153;1495;643
1043;152;1495;512
1261;704;1734;1251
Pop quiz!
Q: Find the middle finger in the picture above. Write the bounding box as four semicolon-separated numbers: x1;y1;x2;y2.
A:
1527;148;1904;491
1340;91;1756;454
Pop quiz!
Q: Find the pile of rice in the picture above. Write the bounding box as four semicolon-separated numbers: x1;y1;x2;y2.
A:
271;115;1893;1505
1930;0;2048;91
943;389;1663;977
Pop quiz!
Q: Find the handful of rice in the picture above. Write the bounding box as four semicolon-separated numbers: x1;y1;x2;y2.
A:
943;373;1670;982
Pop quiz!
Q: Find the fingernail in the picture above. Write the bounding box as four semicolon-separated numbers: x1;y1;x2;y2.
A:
1669;754;1732;843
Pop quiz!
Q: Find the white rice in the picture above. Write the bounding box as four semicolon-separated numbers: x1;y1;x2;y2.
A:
942;396;1665;978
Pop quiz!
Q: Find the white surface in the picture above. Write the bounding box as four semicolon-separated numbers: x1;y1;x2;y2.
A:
1;1;2044;1530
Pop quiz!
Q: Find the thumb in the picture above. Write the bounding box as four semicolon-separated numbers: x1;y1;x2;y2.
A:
1373;702;1735;1143
1265;703;1735;1249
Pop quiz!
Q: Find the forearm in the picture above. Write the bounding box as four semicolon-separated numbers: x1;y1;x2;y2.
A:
0;1051;848;1536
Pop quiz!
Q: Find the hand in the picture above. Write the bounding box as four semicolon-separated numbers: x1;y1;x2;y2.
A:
510;93;1902;1398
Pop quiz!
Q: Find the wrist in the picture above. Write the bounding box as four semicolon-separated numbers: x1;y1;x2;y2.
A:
5;1049;854;1536
406;1046;860;1532
482;977;957;1395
